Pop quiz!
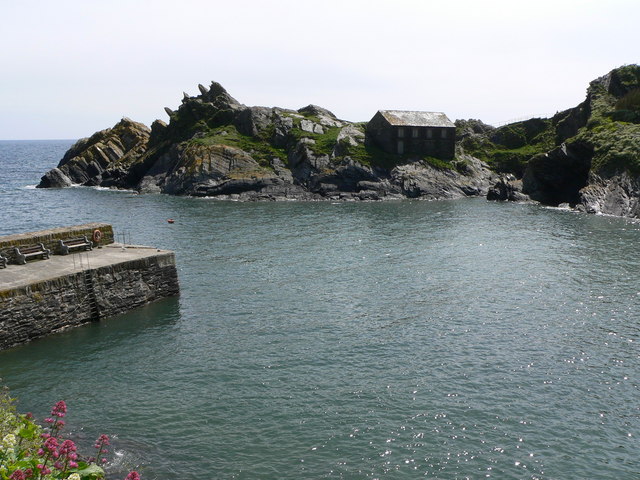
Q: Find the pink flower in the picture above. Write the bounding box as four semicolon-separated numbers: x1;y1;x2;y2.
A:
125;471;141;480
53;461;63;470
44;417;54;424
9;470;26;480
51;400;67;418
44;436;59;451
94;434;110;448
36;464;51;475
69;461;78;468
25;412;33;419
59;439;77;455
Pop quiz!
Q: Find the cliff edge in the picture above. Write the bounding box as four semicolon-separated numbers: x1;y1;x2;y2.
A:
462;64;640;217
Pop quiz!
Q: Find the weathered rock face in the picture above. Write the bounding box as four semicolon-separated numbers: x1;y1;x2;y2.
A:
471;64;640;217
37;167;73;188
552;102;590;144
38;81;497;202
522;141;593;205
392;155;496;199
37;117;150;188
487;175;529;202
577;172;640;217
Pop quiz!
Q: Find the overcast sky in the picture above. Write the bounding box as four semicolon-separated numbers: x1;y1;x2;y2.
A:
1;0;638;140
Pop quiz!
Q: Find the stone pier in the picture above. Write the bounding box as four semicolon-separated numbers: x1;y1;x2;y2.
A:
0;224;179;350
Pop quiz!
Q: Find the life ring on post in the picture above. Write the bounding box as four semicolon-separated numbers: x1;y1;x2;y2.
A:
92;229;103;244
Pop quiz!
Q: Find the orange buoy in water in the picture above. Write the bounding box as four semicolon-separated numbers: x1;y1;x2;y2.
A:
167;219;175;224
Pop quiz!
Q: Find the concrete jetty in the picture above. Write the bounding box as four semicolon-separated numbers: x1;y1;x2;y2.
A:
0;224;179;350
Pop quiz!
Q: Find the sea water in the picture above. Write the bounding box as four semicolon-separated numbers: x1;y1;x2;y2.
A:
1;140;639;479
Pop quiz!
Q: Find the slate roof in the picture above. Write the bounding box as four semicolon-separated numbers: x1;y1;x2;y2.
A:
379;110;455;128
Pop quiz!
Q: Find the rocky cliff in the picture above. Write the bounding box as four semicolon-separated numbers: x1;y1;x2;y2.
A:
39;65;640;213
38;83;497;201
466;64;640;217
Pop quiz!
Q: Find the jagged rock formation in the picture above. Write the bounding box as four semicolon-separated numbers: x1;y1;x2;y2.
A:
461;64;640;216
38;82;496;201
39;118;150;188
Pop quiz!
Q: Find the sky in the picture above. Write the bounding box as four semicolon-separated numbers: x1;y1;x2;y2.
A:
1;0;639;140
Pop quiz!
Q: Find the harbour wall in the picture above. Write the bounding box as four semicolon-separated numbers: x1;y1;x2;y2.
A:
0;225;179;350
0;222;114;260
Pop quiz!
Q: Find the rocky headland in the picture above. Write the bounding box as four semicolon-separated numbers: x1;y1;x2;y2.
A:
38;84;496;201
465;64;640;217
38;65;640;216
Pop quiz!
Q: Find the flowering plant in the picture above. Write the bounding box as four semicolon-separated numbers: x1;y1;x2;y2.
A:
0;391;140;480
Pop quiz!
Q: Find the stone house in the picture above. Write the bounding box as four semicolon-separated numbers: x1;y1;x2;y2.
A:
366;110;456;159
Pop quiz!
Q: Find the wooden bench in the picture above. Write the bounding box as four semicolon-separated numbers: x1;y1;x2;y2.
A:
14;243;51;265
58;236;93;255
0;253;7;269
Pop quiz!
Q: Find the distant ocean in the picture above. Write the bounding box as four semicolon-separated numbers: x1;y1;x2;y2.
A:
2;140;640;479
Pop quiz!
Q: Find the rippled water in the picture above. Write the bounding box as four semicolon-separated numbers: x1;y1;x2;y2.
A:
1;141;640;479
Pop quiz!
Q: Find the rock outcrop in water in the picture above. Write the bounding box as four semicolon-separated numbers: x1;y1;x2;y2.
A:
464;64;640;217
39;118;151;189
38;83;497;201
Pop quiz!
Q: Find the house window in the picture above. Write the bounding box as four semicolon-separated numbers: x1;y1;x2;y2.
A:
441;129;447;138
397;140;404;155
397;128;405;138
412;127;419;138
426;129;433;139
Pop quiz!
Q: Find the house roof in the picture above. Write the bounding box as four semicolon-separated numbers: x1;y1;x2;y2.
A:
378;110;455;128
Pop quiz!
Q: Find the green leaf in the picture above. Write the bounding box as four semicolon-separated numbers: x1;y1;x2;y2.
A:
69;463;106;480
17;421;38;440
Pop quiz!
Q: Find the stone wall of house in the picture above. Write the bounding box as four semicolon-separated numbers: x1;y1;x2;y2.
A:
0;252;179;350
365;113;456;159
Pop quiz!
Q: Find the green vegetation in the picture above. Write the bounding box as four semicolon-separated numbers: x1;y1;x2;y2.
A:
491;118;553;150
570;65;640;175
577;121;640;175
610;88;640;122
612;64;640;91
482;145;545;177
288;125;341;158
458;116;554;176
330;135;396;168
457;65;640;179
188;124;287;167
461;119;553;177
336;137;460;170
615;88;640;111
0;389;140;480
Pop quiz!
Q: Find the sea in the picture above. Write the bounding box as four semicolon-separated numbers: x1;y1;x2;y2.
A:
1;139;640;479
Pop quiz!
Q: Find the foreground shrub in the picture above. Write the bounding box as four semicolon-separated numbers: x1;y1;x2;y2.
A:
0;389;140;480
